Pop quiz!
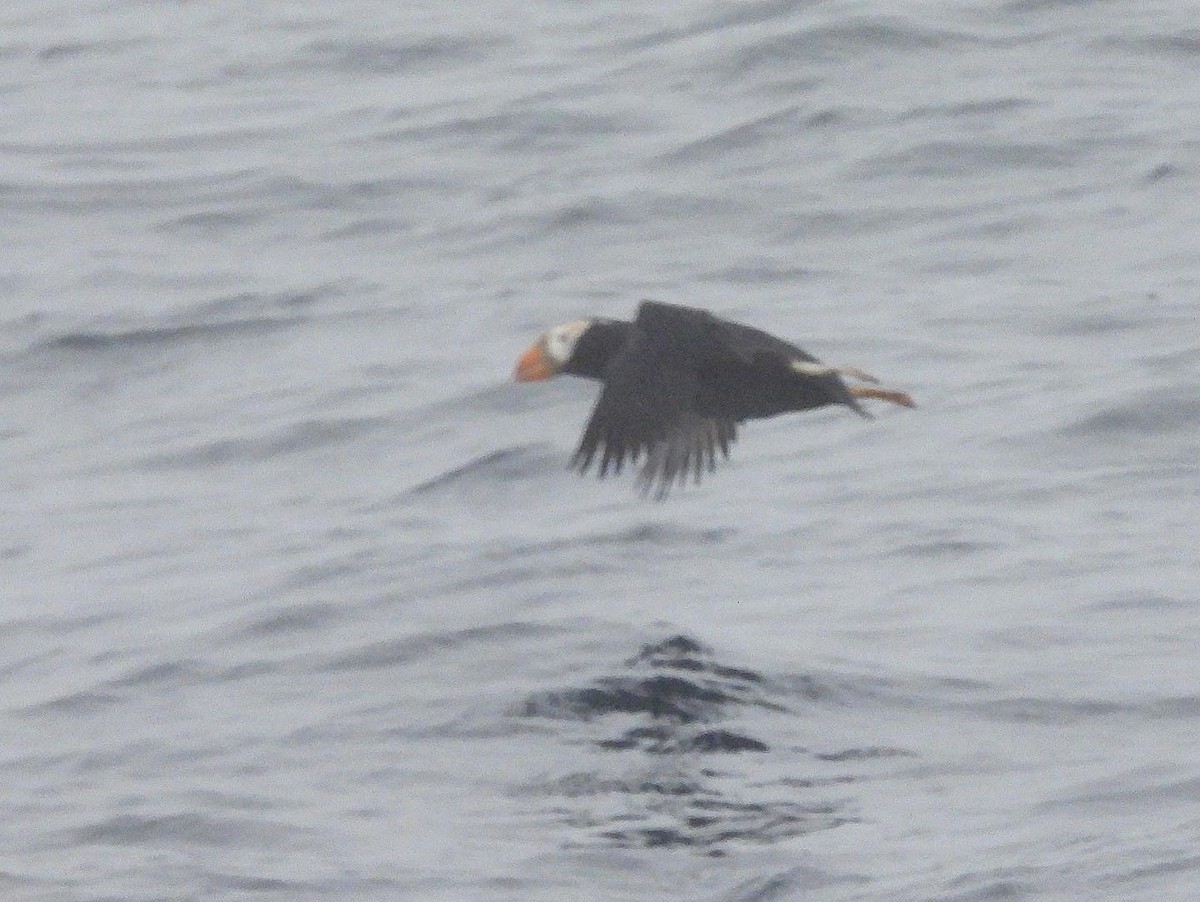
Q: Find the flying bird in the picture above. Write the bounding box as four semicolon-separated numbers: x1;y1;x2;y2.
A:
515;300;914;498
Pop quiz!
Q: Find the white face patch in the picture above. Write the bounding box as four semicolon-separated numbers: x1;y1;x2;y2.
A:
542;320;591;367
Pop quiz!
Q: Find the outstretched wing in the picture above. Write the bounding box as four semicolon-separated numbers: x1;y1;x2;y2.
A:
570;302;738;498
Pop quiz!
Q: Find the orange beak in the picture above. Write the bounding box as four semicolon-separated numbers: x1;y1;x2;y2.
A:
515;343;556;381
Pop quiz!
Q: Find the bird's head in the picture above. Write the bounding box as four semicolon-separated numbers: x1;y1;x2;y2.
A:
514;320;592;381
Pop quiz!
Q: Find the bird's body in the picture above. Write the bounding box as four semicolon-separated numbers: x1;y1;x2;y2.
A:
515;300;914;498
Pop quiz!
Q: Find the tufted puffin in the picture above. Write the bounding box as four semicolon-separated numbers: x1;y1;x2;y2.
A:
515;300;914;498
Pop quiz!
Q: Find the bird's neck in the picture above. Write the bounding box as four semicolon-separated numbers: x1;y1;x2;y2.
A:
564;319;630;380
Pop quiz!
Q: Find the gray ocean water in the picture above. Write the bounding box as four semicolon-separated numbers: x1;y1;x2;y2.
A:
3;1;1199;899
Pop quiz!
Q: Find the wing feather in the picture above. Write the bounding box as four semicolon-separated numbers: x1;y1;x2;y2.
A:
570;302;738;498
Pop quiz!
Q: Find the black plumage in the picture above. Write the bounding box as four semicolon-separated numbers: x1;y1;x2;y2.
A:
515;300;913;498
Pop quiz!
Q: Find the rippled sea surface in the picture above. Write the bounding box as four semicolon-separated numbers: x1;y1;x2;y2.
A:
3;1;1199;899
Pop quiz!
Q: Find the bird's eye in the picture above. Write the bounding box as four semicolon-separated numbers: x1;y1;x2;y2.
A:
549;328;572;361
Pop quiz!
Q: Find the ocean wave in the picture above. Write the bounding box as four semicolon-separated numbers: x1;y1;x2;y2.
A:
135;416;390;470
407;445;562;495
